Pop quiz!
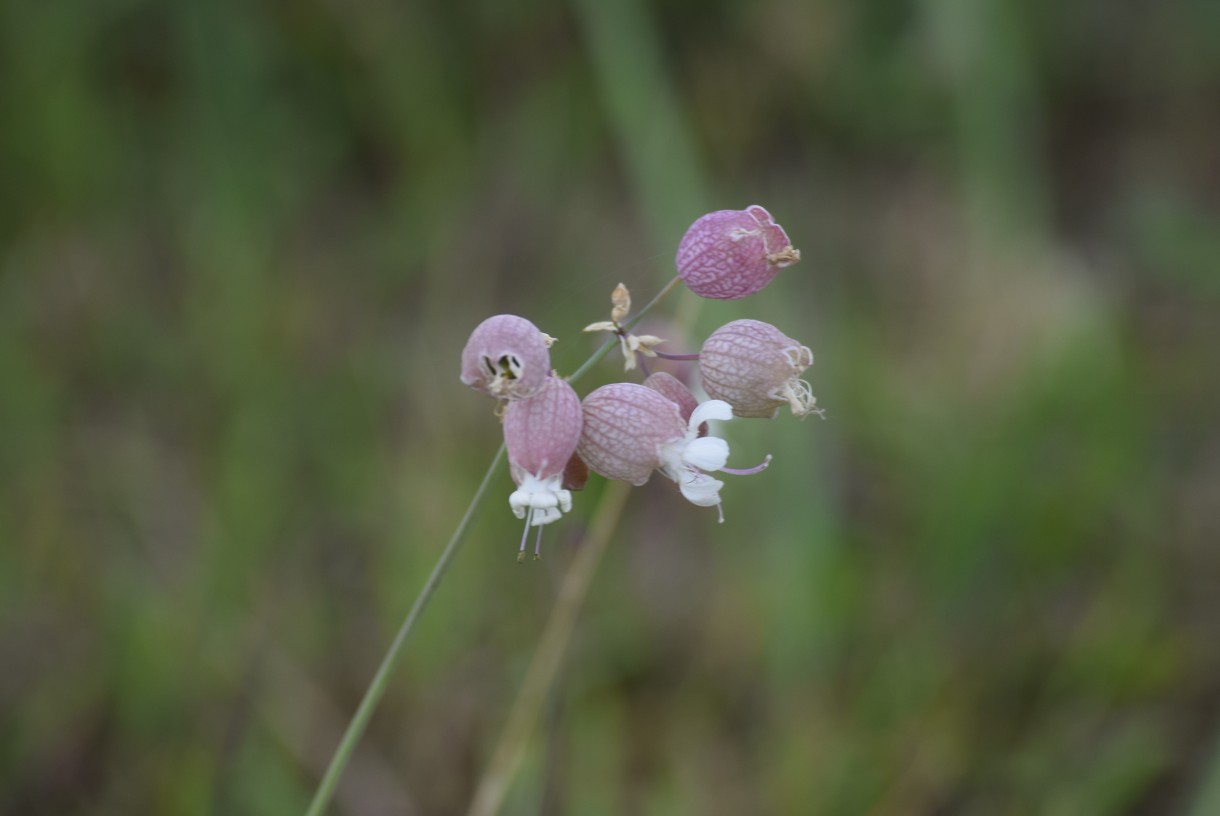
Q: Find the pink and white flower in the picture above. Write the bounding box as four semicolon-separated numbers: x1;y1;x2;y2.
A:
503;375;583;560
699;319;822;418
577;383;769;522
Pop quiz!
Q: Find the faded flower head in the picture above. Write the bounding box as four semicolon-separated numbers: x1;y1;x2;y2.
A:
460;314;552;401
676;205;800;300
584;282;665;372
577;383;767;521
699;319;822;419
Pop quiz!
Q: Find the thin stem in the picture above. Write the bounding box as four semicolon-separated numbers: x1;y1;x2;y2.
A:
305;275;687;815
466;480;633;816
651;350;700;361
305;444;506;816
564;336;616;384
623;275;682;332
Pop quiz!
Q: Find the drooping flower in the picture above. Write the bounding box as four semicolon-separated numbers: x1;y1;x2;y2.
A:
676;205;800;300
699;319;822;419
460;314;553;401
503;375;583;560
576;383;769;522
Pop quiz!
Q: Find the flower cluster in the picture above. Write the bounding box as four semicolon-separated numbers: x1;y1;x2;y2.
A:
459;205;821;560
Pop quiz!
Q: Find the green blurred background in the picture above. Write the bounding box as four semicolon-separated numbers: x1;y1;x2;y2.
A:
3;0;1219;813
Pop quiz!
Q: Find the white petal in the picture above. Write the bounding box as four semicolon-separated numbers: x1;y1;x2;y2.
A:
689;399;733;429
683;436;729;472
508;474;570;526
677;471;724;507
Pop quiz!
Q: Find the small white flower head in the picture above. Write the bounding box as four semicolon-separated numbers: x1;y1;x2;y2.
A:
503;375;583;560
577;383;770;522
676;205;801;300
460;314;552;402
699;319;822;419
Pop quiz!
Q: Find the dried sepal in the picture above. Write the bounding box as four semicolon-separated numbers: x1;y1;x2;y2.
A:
611;282;632;324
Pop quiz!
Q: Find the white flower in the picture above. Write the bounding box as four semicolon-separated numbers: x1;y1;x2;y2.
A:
657;400;734;516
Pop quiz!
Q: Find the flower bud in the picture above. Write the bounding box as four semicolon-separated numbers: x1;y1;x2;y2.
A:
460;314;551;401
699;319;822;418
676;205;800;300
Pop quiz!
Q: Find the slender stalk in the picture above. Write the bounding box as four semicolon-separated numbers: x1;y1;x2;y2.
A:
305;275;684;815
305;444;505;816
623;275;682;333
466;480;632;816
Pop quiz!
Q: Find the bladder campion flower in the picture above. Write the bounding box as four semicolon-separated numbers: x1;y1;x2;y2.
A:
460;314;553;401
676;205;800;300
699;319;822;419
503;375;583;560
576;383;770;522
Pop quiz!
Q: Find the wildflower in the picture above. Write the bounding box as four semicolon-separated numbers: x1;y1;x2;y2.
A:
576;383;770;522
699;319;822;418
503;375;583;560
460;314;553;401
676;205;800;300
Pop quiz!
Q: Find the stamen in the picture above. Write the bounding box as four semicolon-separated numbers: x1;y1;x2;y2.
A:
715;502;725;524
778;378;824;418
651;350;701;361
721;454;773;476
517;508;532;563
533;522;544;560
498;354;523;380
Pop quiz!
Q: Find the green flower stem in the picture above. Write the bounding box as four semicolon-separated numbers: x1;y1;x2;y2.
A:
305;275;684;815
466;479;632;816
623;274;683;333
304;444;505;816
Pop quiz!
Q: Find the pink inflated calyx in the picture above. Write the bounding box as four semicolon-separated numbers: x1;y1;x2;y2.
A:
642;372;698;424
699;319;822;419
503;375;583;560
676;205;800;300
460;314;552;401
577;383;770;522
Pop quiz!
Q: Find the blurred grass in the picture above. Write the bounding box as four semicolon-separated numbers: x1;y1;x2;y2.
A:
2;0;1219;814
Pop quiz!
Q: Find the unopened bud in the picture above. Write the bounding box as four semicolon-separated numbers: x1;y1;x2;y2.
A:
676;205;800;300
